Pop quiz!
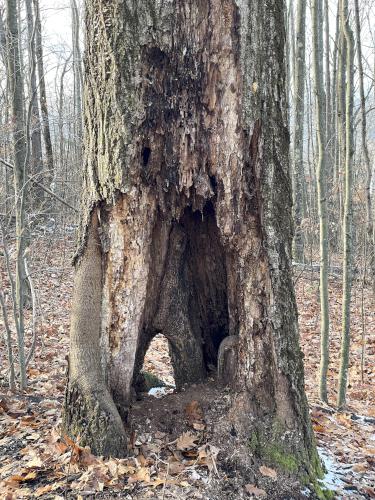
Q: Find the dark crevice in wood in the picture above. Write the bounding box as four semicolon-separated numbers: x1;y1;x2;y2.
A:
142;146;151;167
133;201;229;393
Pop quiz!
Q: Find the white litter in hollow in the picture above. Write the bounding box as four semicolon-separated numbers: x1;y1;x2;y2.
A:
148;386;174;398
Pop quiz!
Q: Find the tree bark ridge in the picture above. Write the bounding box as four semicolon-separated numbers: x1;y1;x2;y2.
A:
64;0;321;487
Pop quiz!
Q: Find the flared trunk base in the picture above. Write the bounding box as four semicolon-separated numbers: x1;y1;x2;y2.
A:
63;382;127;457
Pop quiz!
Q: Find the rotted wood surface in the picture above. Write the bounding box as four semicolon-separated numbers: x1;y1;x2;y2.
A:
64;0;319;480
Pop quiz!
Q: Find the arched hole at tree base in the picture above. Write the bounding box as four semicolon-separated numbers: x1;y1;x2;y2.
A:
140;334;175;397
131;333;228;446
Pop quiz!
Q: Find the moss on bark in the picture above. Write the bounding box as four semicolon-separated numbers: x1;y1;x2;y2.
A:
247;414;324;488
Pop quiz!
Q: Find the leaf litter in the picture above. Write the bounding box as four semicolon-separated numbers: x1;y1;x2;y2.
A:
0;236;374;498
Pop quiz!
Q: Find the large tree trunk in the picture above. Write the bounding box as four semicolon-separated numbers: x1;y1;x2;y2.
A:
63;0;321;489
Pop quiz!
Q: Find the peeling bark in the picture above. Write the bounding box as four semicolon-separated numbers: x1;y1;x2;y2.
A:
64;0;320;486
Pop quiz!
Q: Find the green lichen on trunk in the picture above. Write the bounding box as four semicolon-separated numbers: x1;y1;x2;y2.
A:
248;418;321;476
248;417;334;499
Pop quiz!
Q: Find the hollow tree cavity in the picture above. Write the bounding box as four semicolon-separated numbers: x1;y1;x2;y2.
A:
63;0;321;490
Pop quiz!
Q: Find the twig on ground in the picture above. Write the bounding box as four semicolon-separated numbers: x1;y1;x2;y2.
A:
162;461;170;500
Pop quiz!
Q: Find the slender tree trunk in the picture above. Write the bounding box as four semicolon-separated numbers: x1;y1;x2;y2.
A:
5;0;27;389
337;4;347;229
0;291;16;390
324;0;331;144
337;0;354;409
354;0;375;296
331;3;340;252
33;0;54;184
0;8;10;217
292;0;307;262
0;7;7;62
290;0;296;94
70;0;83;157
25;0;43;202
324;0;334;236
58;54;71;204
312;0;330;403
306;69;316;234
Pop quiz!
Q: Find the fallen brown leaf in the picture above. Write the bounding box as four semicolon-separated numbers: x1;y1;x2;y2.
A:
259;465;277;480
128;466;151;484
245;483;267;497
176;432;199;451
185;400;205;427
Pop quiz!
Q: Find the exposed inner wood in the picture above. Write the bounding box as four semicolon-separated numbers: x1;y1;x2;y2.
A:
133;201;229;392
64;0;320;480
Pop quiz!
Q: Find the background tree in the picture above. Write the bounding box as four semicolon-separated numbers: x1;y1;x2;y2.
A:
33;0;53;185
312;0;330;403
354;0;375;295
5;0;28;389
25;0;43;203
70;0;83;170
292;0;307;262
337;0;354;409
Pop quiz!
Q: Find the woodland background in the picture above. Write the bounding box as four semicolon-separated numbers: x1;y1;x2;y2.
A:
0;0;374;498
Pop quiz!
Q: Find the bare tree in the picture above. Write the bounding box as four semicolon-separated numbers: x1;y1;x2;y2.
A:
354;0;375;295
292;0;307;262
25;0;43;202
5;0;28;389
312;0;330;403
70;0;83;169
33;0;54;184
337;0;354;409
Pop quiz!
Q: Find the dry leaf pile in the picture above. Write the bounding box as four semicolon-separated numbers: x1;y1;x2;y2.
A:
296;272;375;499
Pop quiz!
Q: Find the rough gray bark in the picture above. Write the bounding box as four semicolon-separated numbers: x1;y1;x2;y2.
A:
33;0;54;183
292;0;307;262
63;0;321;490
312;0;330;403
5;0;27;389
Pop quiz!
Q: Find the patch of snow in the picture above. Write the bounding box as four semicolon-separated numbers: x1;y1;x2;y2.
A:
318;447;347;491
148;386;174;398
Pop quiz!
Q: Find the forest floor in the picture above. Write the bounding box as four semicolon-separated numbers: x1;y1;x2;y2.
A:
0;234;375;499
